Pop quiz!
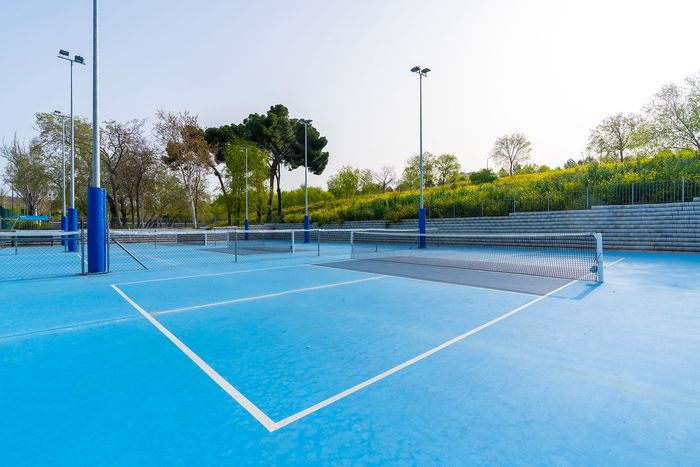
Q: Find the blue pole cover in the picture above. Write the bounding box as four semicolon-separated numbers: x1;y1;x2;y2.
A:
244;218;249;241
303;215;310;243
87;187;107;273
418;207;426;248
67;208;79;252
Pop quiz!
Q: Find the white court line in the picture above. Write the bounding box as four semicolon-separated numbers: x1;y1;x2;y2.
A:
152;276;387;316
115;263;313;286
110;284;278;432
74;253;88;266
606;258;625;268
270;276;579;430
110;257;625;433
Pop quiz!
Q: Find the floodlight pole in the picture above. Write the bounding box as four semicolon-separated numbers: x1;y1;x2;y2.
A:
86;0;108;273
411;66;430;247
302;120;310;243
58;51;84;252
54;112;67;236
243;147;249;240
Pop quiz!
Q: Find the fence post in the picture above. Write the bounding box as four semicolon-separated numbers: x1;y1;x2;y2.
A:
682;176;685;202
547;193;550;211
631;183;635;205
81;227;86;275
586;186;590;209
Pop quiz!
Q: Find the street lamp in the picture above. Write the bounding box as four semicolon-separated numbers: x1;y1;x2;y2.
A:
241;147;250;240
299;119;312;243
86;0;108;274
57;49;85;252
410;65;430;247
53;110;67;236
486;155;492;170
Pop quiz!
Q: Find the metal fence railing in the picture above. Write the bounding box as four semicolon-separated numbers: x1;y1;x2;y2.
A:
425;175;700;219
0;229;86;281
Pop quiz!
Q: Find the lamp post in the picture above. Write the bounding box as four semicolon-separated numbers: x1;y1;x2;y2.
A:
410;66;430;247
486;155;492;170
53;111;67;237
241;147;250;240
57;49;85;251
86;0;108;273
299;119;312;243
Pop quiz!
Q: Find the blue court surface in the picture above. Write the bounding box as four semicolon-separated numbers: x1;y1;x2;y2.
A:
1;245;699;465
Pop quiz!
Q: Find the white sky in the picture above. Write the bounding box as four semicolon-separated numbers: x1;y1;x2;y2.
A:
1;0;699;191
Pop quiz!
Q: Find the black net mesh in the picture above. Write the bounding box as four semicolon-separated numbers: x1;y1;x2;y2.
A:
351;231;602;281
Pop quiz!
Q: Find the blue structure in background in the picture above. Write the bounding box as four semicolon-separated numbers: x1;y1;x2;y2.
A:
244;218;249;241
66;209;78;252
87;187;107;273
304;215;310;244
418;208;426;247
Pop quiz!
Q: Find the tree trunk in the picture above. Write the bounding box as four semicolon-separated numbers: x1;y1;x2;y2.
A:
107;194;119;227
212;167;232;226
188;189;198;228
266;160;277;222
109;175;121;227
276;165;282;219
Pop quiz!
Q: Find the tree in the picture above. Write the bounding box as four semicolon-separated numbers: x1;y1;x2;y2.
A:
202;125;241;225
205;105;329;221
101;119;150;226
373;165;396;192
400;152;436;189
222;144;268;222
586;113;649;162
434;153;461;185
490;133;532;176
327;166;361;198
468;168;497;184
34;112;93;215
646;72;700;152
118;144;159;227
1;136;51;215
154;110;211;228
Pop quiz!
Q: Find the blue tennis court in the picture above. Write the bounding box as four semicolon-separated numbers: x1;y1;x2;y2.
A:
1;236;699;465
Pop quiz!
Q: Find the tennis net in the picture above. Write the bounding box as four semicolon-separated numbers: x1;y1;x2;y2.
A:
350;231;604;282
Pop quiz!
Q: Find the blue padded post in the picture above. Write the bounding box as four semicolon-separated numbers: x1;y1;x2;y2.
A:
67;208;78;252
303;215;310;243
244;218;249;241
418;207;426;248
87;187;107;273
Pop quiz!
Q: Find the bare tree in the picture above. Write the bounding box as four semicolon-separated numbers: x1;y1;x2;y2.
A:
373;165;396;192
118;144;159;227
645;72;700;152
102;119;149;226
1;136;51;215
490;133;532;176
586;113;649;162
153;110;211;228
